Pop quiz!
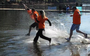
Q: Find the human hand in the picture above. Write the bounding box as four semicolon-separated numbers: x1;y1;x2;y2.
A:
49;23;52;26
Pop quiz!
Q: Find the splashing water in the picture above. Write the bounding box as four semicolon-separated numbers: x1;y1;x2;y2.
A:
0;11;90;56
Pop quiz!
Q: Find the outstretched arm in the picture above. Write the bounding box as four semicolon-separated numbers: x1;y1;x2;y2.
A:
22;3;29;10
47;19;52;26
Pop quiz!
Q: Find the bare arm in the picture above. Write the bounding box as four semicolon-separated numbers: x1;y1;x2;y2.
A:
47;19;52;26
22;3;29;10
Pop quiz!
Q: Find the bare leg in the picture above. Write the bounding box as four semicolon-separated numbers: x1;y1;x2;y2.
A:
68;30;73;42
76;30;87;38
26;26;32;36
26;22;38;36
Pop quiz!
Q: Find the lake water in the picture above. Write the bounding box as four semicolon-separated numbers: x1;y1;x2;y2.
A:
0;10;90;56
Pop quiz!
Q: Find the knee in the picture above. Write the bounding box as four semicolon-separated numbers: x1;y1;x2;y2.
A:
40;34;43;38
76;30;79;32
40;34;43;37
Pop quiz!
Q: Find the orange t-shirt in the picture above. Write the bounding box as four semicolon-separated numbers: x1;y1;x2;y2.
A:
27;10;39;22
73;9;81;24
38;15;48;29
27;9;34;19
33;11;39;22
27;9;32;14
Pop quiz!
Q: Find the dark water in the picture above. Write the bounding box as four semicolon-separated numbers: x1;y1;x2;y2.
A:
0;10;90;56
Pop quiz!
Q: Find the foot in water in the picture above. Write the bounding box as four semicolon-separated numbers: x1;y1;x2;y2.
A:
65;38;70;42
49;38;51;45
26;33;30;36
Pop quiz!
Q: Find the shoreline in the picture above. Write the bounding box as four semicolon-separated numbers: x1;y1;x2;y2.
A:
0;8;90;12
0;8;61;11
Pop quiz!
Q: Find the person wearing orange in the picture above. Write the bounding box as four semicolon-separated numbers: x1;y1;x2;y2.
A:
23;3;39;36
66;7;87;42
33;10;52;44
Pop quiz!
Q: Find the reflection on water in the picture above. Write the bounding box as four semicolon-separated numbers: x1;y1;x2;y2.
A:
69;45;80;56
0;10;32;30
33;43;42;56
0;10;90;56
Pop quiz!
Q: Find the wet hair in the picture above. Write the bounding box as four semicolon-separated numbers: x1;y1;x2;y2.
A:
40;10;45;19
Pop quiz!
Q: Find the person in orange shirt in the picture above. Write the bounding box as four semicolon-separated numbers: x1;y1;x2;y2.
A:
23;3;39;36
33;10;52;44
66;7;87;42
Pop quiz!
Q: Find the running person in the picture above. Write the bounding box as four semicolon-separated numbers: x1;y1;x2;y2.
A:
66;7;87;42
34;10;52;44
23;3;39;36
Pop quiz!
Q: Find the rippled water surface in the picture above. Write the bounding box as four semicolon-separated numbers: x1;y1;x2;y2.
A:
0;10;90;56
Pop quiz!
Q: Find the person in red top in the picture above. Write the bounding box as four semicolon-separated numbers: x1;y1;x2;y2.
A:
33;10;52;44
23;3;39;36
66;7;87;42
